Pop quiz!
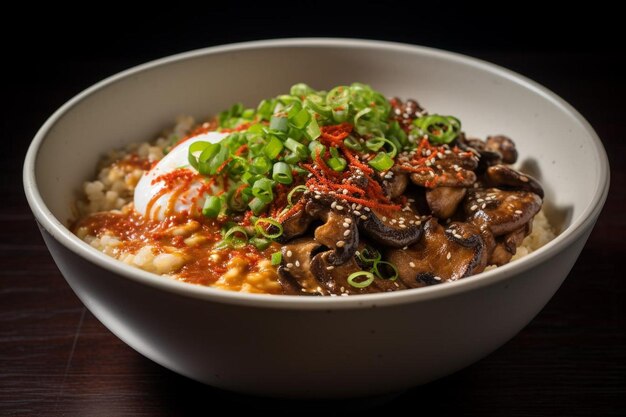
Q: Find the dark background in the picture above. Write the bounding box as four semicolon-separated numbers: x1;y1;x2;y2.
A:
2;7;624;416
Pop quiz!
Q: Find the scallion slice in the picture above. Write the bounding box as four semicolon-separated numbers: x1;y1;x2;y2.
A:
368;152;394;171
287;185;308;206
202;196;221;218
272;162;293;185
264;136;284;160
252;178;274;203
254;217;283;239
347;271;375;288
271;251;282;265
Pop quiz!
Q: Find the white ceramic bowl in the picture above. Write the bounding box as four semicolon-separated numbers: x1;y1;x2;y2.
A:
23;39;609;398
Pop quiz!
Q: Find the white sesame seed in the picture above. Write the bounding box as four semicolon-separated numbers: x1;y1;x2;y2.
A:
446;252;451;260
331;201;337;209
326;266;335;270
360;215;368;220
382;216;387;221
364;207;371;212
342;189;349;195
515;210;523;214
336;205;344;211
286;250;293;257
336;240;345;247
481;203;486;209
344;218;352;223
399;224;407;228
454;233;462;239
295;260;301;267
314;195;321;199
343;222;349;228
340;286;345;292
520;176;529;182
353;210;361;216
409;262;416;268
402;246;408;250
286;263;294;268
434;276;442;281
343;230;351;237
477;198;484;203
470;204;478;211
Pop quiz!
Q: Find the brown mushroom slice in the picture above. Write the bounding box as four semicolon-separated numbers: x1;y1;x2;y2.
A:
310;251;405;295
313;209;359;265
386;218;488;286
425;187;467;219
486;135;518;164
383;169;409;199
465;188;542;236
485;165;544;198
277;238;325;295
407;147;478;188
488;223;531;266
456;134;503;173
359;207;423;248
279;202;314;242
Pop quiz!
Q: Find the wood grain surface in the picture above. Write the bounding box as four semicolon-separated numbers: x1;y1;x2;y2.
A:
1;11;624;416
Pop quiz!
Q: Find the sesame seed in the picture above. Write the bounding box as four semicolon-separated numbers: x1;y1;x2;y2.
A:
434;276;442;281
399;224;407;228
314;195;321;199
326;266;335;270
286;263;294;268
360;215;368;220
382;216;387;221
344;218;352;223
402;246;408;250
336;240;345;247
409;262;416;268
336;205;344;211
340;286;345;292
364;207;371;212
295;260;301;267
331;201;337;209
520;176;529;182
481;203;486;209
286;250;293;257
446;252;451;260
454;233;462;239
470;204;478;211
343;230;351;237
342;189;349;195
477;198;484;203
353;210;361;216
343;222;349;228
515;210;523;214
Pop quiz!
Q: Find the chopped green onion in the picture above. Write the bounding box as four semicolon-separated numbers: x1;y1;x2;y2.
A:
226;188;249;212
368;152;394;171
272;162;293;185
202;196;221;218
223;226;249;248
308;140;325;158
289;108;311;129
347;271;375;288
358;246;382;264
287;185;308;206
271;251;282;265
283;152;301;165
327;157;347;171
269;115;289;132
413;115;461;144
284;138;308;159
372;261;399;281
365;137;397;158
248;197;268;215
264;136;284;160
343;136;362;151
254;217;283;239
249;156;272;174
304;95;332;118
290;83;314;97
250;237;271;250
305;117;321;140
252;178;274;203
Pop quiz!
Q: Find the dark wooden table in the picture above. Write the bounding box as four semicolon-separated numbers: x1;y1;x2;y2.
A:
1;32;624;416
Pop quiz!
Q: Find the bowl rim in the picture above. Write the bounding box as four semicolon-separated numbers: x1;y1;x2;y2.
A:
23;38;610;310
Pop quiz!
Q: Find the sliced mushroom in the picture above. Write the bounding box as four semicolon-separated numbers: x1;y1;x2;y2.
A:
310;251;405;295
278;201;314;242
277;238;323;295
359;207;423;248
456;134;502;173
408;146;478;188
486;135;518;164
386;218;488;286
485;165;544;198
488;223;531;266
464;188;542;236
314;209;359;265
383;169;409;199
426;187;467;219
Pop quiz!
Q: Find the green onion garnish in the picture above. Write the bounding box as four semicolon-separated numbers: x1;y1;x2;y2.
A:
287;185;308;207
365;137;398;158
272;162;293;185
264;136;284;160
284;138;308;159
202;196;221;218
373;261;399;281
347;271;375;288
248;197;268;215
358;246;382;264
271;251;282;265
252;178;274;203
222;226;249;248
368;152;394;171
254;217;283;239
413;115;461;144
250;237;271;250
